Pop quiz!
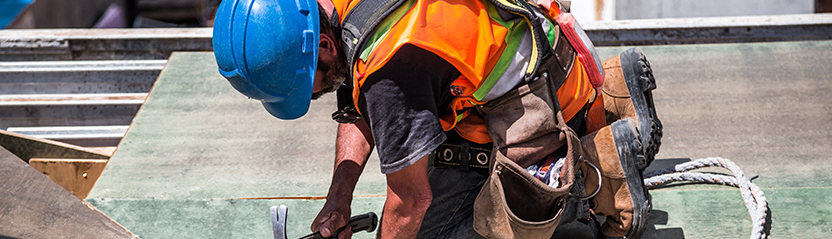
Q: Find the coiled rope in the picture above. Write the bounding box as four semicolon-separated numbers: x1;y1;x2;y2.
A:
643;157;768;239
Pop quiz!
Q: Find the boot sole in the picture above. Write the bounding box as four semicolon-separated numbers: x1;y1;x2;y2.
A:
611;118;651;239
620;47;663;169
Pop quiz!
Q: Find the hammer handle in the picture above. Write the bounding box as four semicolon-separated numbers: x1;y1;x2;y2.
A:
299;212;378;239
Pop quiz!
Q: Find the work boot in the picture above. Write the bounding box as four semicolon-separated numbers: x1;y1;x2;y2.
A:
600;47;663;166
580;118;650;239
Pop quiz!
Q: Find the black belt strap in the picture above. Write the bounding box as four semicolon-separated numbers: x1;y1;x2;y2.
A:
433;143;491;171
340;0;407;75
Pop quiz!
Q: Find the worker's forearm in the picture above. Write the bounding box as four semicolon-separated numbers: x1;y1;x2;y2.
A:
378;156;432;239
327;120;375;203
379;191;431;238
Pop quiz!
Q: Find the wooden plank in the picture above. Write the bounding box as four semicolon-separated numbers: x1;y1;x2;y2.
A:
0;93;147;106
89;146;118;156
0;129;111;163
5;126;129;140
5;126;128;147
0;146;136;238
29;158;109;199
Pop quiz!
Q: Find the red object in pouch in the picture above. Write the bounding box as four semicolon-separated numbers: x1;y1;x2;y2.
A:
556;13;605;89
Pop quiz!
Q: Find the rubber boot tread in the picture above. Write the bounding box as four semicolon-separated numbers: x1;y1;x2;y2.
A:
611;119;651;239
620;47;663;169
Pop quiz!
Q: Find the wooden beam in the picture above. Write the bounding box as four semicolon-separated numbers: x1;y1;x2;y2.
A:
29;158;108;199
0;129;111;163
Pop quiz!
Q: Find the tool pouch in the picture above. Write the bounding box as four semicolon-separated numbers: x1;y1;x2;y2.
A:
473;67;581;239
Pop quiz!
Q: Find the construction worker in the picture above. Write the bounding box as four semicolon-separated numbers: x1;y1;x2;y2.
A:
212;0;662;238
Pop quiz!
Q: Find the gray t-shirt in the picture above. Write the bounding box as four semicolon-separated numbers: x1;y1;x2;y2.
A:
356;45;460;174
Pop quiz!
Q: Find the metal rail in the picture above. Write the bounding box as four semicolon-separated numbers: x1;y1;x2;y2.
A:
0;61;157;147
0;93;144;143
0;60;158;146
0;104;141;129
0;28;212;61
0;60;165;94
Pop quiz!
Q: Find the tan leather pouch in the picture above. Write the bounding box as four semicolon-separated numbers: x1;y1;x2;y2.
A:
473;73;582;239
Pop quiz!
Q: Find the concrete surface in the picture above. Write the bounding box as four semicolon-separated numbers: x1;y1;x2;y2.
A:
88;39;832;238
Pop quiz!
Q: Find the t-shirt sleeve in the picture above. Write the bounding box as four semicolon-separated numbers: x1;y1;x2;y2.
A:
356;45;459;174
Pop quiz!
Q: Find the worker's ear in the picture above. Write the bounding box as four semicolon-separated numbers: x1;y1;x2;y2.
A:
319;32;338;62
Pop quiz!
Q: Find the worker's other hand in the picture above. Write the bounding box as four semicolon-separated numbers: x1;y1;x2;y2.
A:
312;201;352;239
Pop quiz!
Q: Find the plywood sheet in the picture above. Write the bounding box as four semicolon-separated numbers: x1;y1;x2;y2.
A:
88;40;832;238
596;40;832;189
87;52;385;201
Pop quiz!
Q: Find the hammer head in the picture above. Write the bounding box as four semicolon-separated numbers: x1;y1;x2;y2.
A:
270;205;288;239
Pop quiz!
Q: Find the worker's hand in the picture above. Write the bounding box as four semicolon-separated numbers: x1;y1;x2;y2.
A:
312;121;373;239
311;200;352;239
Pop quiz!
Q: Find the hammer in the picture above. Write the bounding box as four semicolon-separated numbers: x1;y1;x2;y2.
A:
270;205;378;239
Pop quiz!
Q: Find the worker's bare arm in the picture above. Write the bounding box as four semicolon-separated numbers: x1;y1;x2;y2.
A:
312;120;375;238
378;155;432;238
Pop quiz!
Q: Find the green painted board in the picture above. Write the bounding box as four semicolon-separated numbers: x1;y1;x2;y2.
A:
86;187;832;238
87;52;386;201
88;40;832;238
86;197;385;239
554;187;832;239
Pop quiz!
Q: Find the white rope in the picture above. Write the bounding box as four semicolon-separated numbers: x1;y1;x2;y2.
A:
644;157;768;239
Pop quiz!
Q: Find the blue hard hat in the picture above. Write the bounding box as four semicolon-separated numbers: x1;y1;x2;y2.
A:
213;0;320;119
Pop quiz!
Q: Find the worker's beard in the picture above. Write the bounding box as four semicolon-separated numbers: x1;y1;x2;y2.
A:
312;57;347;100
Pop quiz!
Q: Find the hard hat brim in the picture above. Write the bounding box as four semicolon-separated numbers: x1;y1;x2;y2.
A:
212;0;320;120
262;95;311;120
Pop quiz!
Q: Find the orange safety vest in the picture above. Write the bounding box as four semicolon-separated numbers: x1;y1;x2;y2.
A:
332;0;598;143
